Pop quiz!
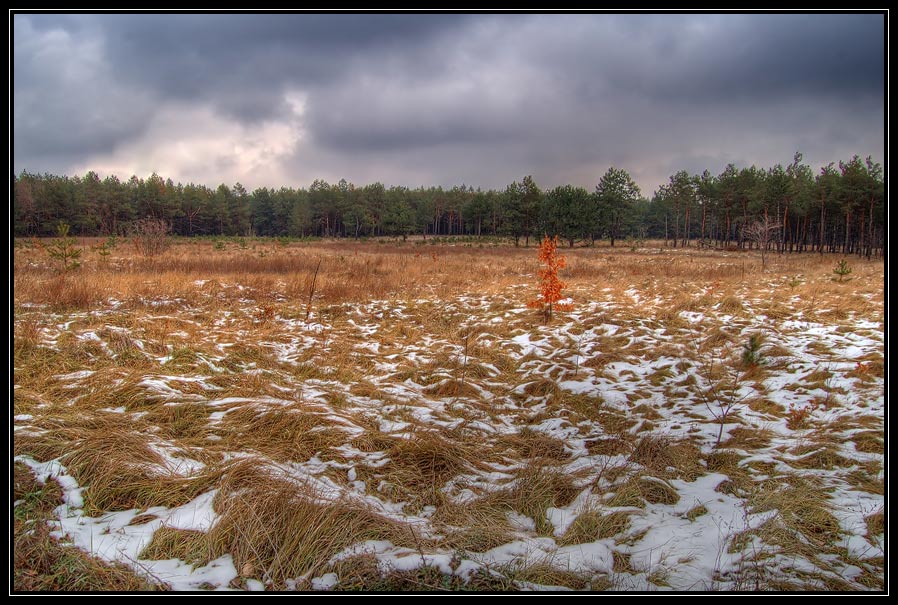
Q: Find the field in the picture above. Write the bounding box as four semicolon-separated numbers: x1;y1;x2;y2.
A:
13;237;884;591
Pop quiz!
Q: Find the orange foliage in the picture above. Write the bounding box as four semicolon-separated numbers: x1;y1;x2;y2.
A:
528;235;573;322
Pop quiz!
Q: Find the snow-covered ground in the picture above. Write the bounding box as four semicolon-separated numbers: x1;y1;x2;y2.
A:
13;271;884;591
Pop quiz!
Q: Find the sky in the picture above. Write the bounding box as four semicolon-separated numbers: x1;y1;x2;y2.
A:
12;12;885;195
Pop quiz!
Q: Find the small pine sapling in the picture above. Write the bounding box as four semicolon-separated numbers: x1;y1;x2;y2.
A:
741;333;764;368
528;235;573;323
47;222;82;270
94;240;112;262
833;259;852;282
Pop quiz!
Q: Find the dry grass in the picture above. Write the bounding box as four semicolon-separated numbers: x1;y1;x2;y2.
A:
207;459;411;588
509;563;591;590
487;462;581;535
498;428;570;461
383;429;478;505
559;509;632;545
847;430;883;454
684;504;708;521
442;506;516;553
721;426;774;450
219;405;347;463
585;436;632;456
64;428;219;514
628;434;704;481
746;477;842;553
864;508;884;540
139;527;212;567
323;553;516;591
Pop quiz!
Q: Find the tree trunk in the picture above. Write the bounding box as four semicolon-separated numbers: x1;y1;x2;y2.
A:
781;203;788;254
725;212;731;247
700;204;707;247
673;206;680;248
867;196;875;259
844;211;851;254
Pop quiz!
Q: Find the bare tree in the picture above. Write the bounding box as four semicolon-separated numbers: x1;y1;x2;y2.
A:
130;218;171;257
744;217;781;270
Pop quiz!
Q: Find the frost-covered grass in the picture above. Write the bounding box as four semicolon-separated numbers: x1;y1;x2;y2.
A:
13;238;884;591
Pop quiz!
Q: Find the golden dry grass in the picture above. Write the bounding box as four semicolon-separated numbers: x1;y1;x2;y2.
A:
207;462;411;588
486;462;582;535
559;509;632;545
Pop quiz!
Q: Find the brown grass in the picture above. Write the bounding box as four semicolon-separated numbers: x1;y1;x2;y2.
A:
487;462;581;535
864;508;884;540
628;434;705;481
323;553;516;591
206;460;411;588
219;405;347;464
848;430;883;454
721;426;774;450
139;527;212;567
747;477;842;552
64;428;219;513
586;436;632;456
498;428;569;461
559;509;632;545
383;429;476;505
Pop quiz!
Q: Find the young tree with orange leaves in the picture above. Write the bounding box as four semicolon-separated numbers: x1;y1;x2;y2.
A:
528;235;573;323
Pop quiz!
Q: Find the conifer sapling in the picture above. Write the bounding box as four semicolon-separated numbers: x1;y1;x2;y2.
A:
528;235;573;323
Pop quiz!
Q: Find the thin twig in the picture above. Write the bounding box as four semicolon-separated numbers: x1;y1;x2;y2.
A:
460;332;470;386
305;258;322;323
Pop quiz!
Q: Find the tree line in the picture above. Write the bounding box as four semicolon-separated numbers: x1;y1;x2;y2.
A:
13;152;884;257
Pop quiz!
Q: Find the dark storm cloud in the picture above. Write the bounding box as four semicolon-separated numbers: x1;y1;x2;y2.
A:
94;14;474;120
13;15;156;163
601;13;884;104
13;13;475;173
298;14;884;176
13;12;884;192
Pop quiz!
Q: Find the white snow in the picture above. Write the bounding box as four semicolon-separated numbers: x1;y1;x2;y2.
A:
311;573;338;590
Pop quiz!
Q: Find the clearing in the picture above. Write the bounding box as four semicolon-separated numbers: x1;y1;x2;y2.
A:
13;238;884;591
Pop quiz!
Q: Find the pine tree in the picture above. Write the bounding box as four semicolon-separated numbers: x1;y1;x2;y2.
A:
47;222;82;270
833;258;852;282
